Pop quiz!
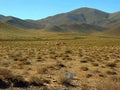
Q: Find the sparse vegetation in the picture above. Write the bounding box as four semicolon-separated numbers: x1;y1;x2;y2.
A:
96;79;120;90
0;35;119;90
57;74;72;86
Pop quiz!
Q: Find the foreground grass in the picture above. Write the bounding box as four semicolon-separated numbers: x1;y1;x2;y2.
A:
0;35;120;90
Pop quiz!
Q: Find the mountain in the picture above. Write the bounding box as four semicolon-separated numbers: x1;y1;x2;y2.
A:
0;15;42;29
37;7;109;27
37;7;120;29
101;12;120;27
0;7;120;33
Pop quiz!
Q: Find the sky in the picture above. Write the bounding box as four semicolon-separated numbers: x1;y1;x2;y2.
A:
0;0;120;20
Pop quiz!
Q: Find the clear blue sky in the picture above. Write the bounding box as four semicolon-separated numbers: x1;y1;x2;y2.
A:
0;0;120;20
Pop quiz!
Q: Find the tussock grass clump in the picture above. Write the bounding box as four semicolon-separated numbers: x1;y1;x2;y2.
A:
80;66;89;71
62;54;72;60
80;59;88;63
86;74;93;78
49;54;58;59
65;50;72;54
55;61;66;68
0;68;12;77
106;62;117;68
0;76;10;89
106;70;117;75
28;76;45;86
99;74;106;78
81;83;90;90
36;55;42;59
111;76;120;82
82;56;94;62
58;74;72;86
91;62;99;66
0;68;29;88
10;75;29;87
36;66;49;74
22;61;31;65
96;80;120;90
36;55;45;62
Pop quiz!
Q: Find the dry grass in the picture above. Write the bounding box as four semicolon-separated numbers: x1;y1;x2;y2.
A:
0;36;120;89
96;79;120;90
36;66;49;74
57;73;73;87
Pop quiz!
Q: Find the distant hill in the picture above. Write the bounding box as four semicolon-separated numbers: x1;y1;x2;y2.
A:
0;15;42;29
0;7;120;33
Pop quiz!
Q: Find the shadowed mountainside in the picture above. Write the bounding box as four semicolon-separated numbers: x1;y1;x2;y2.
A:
45;23;106;33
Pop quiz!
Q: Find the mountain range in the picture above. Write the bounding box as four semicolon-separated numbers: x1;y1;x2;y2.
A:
0;7;120;35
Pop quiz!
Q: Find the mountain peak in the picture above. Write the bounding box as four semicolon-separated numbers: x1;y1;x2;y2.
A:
38;7;110;26
75;7;97;10
70;7;109;14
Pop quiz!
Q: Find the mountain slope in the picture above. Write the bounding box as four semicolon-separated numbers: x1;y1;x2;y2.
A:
37;7;109;27
0;15;5;20
105;26;120;36
101;12;120;27
0;16;42;29
0;21;33;40
37;7;120;30
46;23;106;33
0;21;21;32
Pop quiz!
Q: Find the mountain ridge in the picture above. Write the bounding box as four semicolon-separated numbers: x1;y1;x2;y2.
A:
0;7;120;34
